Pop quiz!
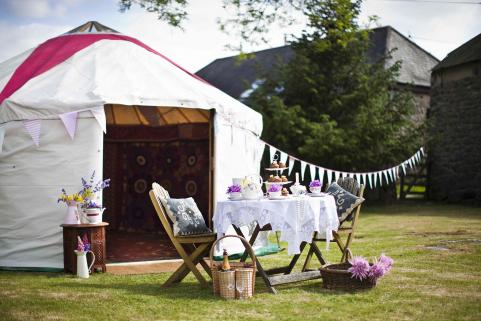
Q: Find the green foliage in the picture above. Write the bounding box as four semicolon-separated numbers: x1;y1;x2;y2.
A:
247;0;422;172
118;0;188;28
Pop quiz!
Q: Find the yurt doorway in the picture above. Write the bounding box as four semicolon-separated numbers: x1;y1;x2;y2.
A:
102;104;213;262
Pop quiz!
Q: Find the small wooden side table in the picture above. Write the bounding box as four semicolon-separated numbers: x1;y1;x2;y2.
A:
61;223;109;274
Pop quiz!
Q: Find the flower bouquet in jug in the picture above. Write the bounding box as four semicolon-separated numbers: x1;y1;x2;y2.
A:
78;171;110;224
57;171;110;224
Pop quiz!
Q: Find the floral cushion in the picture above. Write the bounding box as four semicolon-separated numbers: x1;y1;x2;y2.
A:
162;197;211;236
325;182;365;221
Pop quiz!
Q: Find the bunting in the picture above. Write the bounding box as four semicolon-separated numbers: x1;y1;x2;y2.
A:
261;140;425;189
23;119;41;147
59;111;79;140
0;124;5;153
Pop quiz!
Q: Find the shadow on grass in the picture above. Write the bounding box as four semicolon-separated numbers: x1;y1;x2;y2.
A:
50;279;221;300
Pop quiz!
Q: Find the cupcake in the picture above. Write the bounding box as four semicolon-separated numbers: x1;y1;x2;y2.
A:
270;161;279;168
278;162;286;168
281;188;289;196
281;175;288;182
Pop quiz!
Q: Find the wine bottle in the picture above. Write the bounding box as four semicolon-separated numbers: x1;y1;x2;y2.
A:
221;249;231;271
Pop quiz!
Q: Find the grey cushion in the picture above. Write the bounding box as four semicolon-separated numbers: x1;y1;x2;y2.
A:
163;197;211;236
326;182;364;221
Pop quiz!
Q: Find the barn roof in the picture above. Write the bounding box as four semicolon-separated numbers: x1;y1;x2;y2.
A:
433;32;481;72
196;26;439;99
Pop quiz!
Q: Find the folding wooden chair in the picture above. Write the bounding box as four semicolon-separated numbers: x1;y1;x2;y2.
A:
302;177;365;270
149;183;216;288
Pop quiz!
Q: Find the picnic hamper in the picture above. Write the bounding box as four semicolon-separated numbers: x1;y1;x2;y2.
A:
320;263;376;290
210;235;256;299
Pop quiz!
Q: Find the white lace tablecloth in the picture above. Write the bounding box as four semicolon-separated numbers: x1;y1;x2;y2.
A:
213;195;339;255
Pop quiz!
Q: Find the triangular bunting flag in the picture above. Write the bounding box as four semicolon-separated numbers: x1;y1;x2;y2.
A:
326;170;333;186
0;124;5;153
372;173;377;188
269;145;277;163
366;173;372;189
362;173;367;186
23;119;41;147
401;163;406;175
254;139;266;162
0;124;7;153
387;169;393;182
309;164;316;182
318;167;325;185
59;111;79;140
300;161;307;181
393;167;398;181
90;107;107;133
408;158;413;168
288;157;296;176
378;171;383;186
334;171;340;182
420;147;425;156
355;173;360;183
383;170;390;184
279;151;288;166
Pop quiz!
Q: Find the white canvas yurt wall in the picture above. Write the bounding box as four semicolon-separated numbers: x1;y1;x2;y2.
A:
0;22;264;269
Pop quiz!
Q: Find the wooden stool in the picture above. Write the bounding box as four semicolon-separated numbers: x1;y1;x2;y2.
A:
61;223;109;274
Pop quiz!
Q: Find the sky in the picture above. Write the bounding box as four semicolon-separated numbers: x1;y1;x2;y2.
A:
0;0;480;72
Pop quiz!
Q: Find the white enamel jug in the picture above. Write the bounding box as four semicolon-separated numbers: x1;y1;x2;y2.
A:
64;201;80;225
75;250;95;278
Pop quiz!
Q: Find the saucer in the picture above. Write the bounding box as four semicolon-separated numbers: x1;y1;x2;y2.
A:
228;196;244;201
268;195;290;200
307;192;327;197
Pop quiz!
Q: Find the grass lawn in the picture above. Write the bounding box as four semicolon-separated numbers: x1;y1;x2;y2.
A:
1;203;481;321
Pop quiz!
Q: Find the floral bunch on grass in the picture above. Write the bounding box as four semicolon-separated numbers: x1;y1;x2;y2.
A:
268;184;282;193
58;189;84;204
348;253;393;282
226;184;242;194
309;180;322;188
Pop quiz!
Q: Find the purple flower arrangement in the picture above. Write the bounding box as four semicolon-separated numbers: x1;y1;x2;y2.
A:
268;184;282;193
79;171;110;208
309;180;322;188
226;184;242;194
76;234;91;252
348;253;393;282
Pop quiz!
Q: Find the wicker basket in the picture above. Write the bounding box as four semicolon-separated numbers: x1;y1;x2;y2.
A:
320;263;376;290
210;235;256;299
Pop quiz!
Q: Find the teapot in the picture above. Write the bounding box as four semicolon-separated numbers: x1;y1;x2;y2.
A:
241;174;263;200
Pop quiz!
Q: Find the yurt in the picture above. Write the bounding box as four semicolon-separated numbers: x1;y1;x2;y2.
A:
0;22;265;270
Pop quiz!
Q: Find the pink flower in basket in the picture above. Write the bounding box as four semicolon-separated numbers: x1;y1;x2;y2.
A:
348;256;370;281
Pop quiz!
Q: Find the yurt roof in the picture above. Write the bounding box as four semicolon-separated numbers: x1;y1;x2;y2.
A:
0;21;262;135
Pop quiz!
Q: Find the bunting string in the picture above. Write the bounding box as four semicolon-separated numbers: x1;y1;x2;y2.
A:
262;140;425;188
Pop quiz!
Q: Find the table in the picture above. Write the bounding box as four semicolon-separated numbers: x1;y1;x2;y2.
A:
61;223;109;274
213;195;338;293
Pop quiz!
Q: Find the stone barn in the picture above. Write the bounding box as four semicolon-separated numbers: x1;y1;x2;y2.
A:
429;33;481;204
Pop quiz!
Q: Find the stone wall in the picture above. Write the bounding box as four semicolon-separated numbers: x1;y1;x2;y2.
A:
429;67;481;204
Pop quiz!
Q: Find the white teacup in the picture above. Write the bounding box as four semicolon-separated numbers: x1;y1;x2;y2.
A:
310;186;322;194
268;191;281;198
229;192;243;200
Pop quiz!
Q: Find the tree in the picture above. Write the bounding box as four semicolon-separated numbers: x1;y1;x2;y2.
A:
245;0;421;174
120;0;423;175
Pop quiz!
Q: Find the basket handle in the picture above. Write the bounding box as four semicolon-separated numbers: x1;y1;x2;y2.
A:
209;234;257;270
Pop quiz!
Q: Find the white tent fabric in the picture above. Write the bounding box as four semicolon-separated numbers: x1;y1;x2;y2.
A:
0;32;264;269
